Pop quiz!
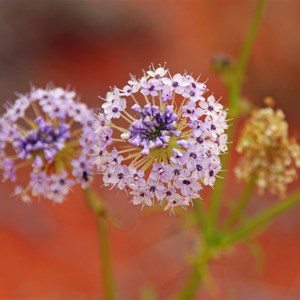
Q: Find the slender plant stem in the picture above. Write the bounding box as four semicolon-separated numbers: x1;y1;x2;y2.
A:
193;199;209;239
231;0;267;117
175;265;203;300
207;124;234;231
177;2;268;299
223;191;300;246
224;176;256;228
83;188;116;300
208;0;267;229
236;0;267;80
175;249;210;300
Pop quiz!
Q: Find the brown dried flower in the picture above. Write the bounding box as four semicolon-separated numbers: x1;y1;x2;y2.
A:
235;99;300;198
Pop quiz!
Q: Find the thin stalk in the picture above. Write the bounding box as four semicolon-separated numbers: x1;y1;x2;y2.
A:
175;249;210;300
236;0;267;81
208;0;267;228
207;124;233;231
193;199;209;240
231;0;267;117
223;191;300;246
83;189;116;300
175;266;203;300
224;176;256;228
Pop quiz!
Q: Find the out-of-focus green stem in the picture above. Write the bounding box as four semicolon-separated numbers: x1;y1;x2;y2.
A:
208;0;267;229
224;176;256;228
175;265;203;300
236;0;267;80
231;0;267;117
223;191;300;246
175;249;211;300
207;124;233;232
175;1;267;299
193;199;209;239
83;189;116;300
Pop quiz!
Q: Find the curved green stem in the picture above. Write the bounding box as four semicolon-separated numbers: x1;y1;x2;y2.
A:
83;188;116;300
224;176;256;228
223;191;300;246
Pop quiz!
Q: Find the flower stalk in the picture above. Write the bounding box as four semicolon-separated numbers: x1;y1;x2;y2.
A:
231;0;267;117
83;188;116;300
224;176;256;228
223;191;300;246
177;1;268;299
175;248;211;300
208;0;267;230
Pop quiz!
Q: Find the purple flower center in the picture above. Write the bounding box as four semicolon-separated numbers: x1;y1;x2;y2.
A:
190;152;197;159
82;171;90;182
15;117;70;162
174;169;180;176
196;164;202;171
150;186;156;192
158;167;164;175
196;137;203;144
127;104;179;154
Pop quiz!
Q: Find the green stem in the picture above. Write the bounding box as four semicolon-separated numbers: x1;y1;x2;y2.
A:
175;249;210;300
208;125;233;232
236;0;267;82
175;266;202;300
231;0;267;117
208;0;267;229
175;1;267;299
223;191;300;246
224;176;256;228
83;188;116;300
193;199;209;239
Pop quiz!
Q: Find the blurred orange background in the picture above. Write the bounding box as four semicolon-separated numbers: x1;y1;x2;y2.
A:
1;1;300;299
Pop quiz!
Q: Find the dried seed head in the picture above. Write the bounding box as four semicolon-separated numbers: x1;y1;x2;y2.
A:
235;103;300;198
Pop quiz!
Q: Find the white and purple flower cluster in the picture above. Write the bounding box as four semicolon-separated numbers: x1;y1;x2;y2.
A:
0;86;110;203
96;65;229;212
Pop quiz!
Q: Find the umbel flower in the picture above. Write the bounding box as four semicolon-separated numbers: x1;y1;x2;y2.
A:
235;98;300;198
95;65;229;212
0;86;109;203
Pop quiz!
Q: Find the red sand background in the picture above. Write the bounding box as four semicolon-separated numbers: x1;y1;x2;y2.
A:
0;1;300;299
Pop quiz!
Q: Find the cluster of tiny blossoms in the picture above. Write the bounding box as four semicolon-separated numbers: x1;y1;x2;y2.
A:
0;86;108;203
95;65;229;212
235;101;300;197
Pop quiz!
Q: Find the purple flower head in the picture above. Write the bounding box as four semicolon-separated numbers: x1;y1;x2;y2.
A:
0;86;112;203
94;65;228;212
